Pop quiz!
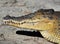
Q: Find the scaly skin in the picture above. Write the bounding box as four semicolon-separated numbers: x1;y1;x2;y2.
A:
3;9;60;44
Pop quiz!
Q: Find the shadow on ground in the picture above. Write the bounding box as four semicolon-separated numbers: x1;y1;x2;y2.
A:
16;30;43;38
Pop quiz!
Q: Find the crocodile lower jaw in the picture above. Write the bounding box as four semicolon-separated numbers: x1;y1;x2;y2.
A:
40;31;60;43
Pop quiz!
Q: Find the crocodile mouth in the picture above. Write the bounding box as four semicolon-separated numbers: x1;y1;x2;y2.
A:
3;14;39;25
3;15;42;30
3;15;54;31
3;19;38;26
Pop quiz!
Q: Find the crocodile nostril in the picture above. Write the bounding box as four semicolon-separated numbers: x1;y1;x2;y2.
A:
3;15;11;20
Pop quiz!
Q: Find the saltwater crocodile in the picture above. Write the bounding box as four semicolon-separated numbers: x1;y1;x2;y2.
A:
3;9;60;44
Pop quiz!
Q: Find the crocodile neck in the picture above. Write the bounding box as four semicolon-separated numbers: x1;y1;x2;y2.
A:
40;28;60;43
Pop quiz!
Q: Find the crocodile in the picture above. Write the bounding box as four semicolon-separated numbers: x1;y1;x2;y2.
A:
2;9;60;44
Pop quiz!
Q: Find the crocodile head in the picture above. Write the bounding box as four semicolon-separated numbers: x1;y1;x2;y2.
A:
2;9;58;31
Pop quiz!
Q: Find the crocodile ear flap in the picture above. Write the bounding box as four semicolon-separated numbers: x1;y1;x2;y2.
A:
3;15;11;20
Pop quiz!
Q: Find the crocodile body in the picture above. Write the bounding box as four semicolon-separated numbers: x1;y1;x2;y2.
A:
3;9;60;44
